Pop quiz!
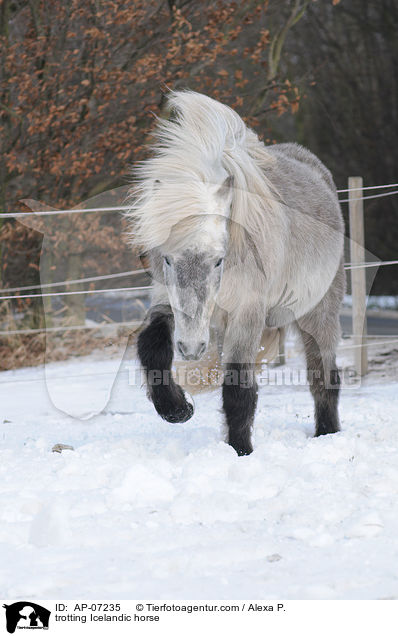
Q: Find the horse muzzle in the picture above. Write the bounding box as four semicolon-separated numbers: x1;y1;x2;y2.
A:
176;339;207;361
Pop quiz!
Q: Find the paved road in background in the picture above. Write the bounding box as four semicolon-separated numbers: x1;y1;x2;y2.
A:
340;312;398;337
85;276;398;338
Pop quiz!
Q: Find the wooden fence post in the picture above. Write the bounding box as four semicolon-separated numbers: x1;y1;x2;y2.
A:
348;176;368;376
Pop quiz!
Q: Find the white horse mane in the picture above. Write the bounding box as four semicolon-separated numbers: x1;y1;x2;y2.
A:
127;91;284;252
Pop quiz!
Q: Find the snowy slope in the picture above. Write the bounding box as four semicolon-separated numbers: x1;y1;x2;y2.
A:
0;347;398;600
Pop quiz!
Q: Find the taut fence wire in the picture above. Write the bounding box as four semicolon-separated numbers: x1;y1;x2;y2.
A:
0;261;397;301
1;181;398;218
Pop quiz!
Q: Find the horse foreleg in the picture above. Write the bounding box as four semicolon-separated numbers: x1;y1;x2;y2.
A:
137;304;194;423
223;362;257;455
222;314;263;456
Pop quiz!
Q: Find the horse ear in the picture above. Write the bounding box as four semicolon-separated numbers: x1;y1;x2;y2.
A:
216;175;234;200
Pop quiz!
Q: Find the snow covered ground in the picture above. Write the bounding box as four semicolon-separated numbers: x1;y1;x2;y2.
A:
0;340;398;600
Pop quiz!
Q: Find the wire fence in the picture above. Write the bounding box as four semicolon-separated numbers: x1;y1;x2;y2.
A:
0;285;152;301
337;182;398;193
0;260;397;301
338;189;398;203
344;260;398;270
0;205;130;219
0;181;398;218
0;320;141;337
0;269;147;294
0;181;397;341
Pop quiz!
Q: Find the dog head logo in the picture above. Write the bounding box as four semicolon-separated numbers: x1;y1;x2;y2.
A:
2;603;50;633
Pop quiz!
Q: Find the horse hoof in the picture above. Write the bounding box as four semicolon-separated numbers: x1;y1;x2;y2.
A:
235;445;253;457
160;400;194;423
229;437;253;456
153;390;195;423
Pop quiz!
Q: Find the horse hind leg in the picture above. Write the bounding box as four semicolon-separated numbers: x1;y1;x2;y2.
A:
297;310;341;437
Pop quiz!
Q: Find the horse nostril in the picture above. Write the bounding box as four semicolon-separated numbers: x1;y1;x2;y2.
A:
197;342;206;357
177;341;187;357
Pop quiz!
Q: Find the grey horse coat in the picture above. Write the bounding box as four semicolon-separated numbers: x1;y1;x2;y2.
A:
128;91;345;456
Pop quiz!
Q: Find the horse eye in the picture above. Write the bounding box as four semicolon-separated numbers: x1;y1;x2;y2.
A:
164;256;171;266
215;258;223;268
